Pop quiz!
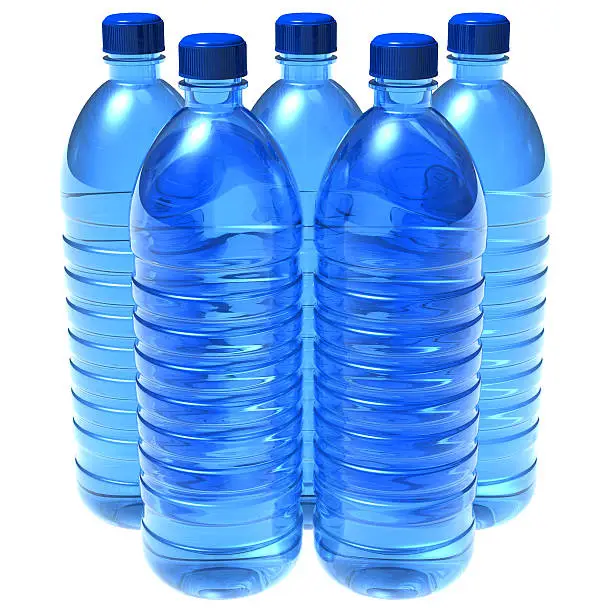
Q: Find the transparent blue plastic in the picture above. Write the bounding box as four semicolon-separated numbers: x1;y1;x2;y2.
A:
253;54;360;523
130;77;303;598
433;54;551;528
61;53;182;528
314;78;487;598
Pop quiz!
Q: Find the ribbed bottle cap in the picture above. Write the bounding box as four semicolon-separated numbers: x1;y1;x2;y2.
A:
275;13;337;55
448;13;510;54
370;33;438;80
179;33;247;80
102;13;165;55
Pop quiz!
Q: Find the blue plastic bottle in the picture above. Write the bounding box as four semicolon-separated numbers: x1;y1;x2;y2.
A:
61;13;182;528
433;14;551;528
252;13;361;523
314;34;486;598
131;34;303;598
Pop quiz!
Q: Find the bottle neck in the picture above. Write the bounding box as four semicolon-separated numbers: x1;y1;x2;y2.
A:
278;53;335;83
181;78;245;111
105;53;162;83
449;53;507;82
371;78;435;111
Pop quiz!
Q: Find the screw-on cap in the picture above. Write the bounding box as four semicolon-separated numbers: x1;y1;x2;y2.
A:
448;13;510;54
275;13;337;55
179;33;247;80
370;33;438;80
102;13;165;55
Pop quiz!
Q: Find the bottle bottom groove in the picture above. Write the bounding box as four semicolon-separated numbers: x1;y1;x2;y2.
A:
314;523;474;599
301;495;315;530
142;523;302;599
474;481;536;529
77;483;143;529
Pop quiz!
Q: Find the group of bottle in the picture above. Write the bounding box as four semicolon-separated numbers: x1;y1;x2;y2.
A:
61;11;550;600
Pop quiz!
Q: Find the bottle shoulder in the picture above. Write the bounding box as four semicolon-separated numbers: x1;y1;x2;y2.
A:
253;79;361;129
133;106;300;222
70;79;183;137
318;106;485;227
328;106;482;185
434;79;542;136
141;105;297;172
433;79;550;190
252;79;361;190
63;80;183;192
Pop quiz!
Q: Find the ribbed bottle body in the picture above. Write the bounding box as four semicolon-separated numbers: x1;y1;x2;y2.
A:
314;104;486;598
434;72;551;528
61;74;182;527
130;104;303;598
253;71;360;522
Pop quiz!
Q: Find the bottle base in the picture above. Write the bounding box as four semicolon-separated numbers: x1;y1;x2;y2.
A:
142;524;302;599
315;531;474;599
474;482;536;529
77;484;142;529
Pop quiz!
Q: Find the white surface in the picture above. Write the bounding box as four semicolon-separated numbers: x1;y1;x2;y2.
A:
1;0;610;610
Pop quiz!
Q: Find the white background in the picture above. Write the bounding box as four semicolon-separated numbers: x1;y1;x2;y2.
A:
1;1;610;610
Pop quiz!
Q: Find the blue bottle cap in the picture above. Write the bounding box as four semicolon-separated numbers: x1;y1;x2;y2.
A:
275;13;337;55
448;13;510;54
102;13;165;55
179;33;247;80
370;33;438;80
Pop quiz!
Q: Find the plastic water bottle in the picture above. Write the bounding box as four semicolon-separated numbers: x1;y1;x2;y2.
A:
433;14;551;528
131;33;303;598
252;12;361;526
61;13;182;528
314;34;486;598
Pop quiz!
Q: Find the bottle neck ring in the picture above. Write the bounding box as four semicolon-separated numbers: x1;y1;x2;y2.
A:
277;53;335;82
181;78;246;110
105;53;163;83
448;53;507;81
371;78;436;110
